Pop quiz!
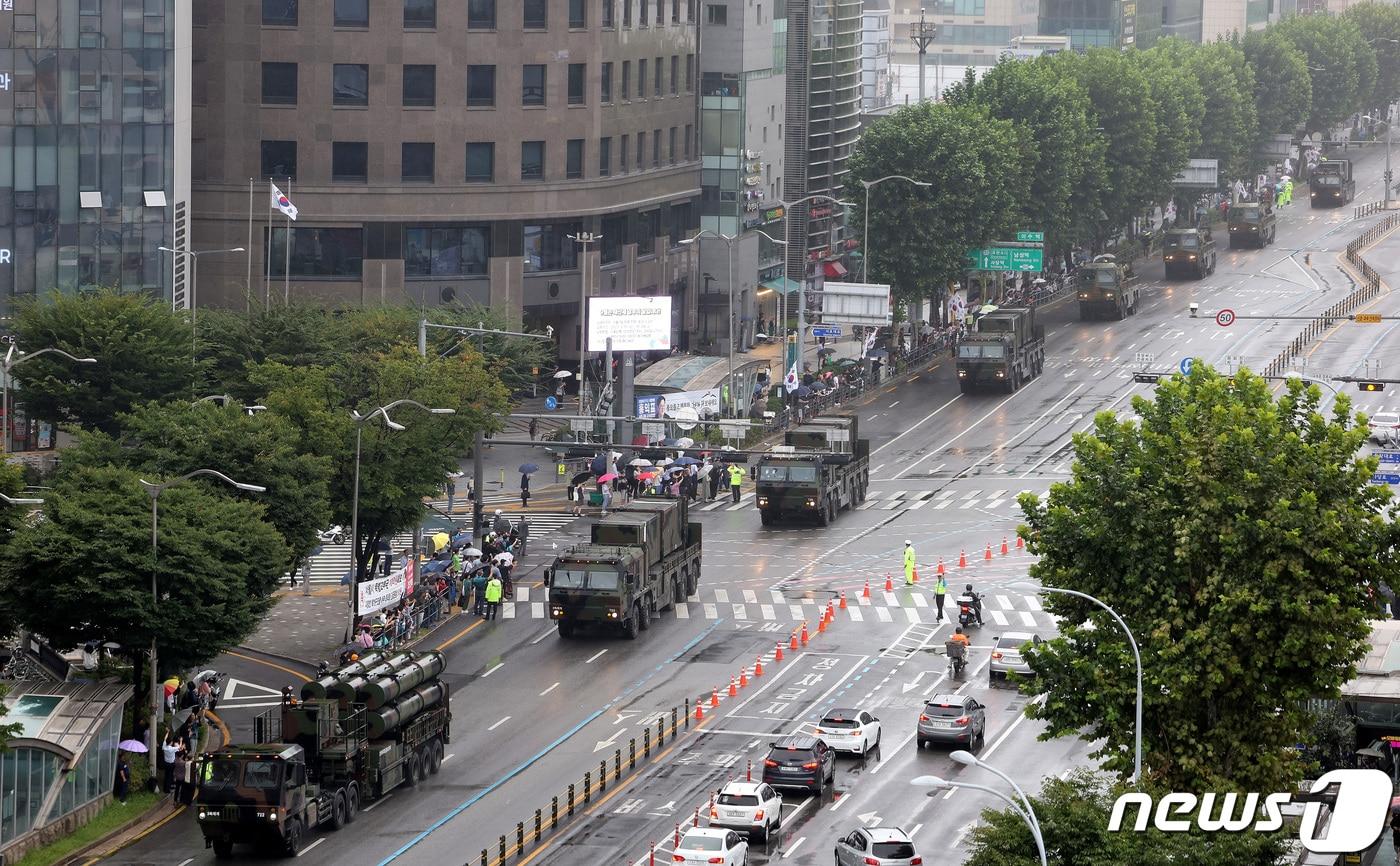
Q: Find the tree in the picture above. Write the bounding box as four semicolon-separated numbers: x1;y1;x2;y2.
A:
1134;46;1205;203
1242;29;1313;140
965;770;1289;866
1345;1;1400;107
1195;41;1260;183
1275;14;1378;132
1016;367;1390;792
846;100;1029;308
0;461;33;638
11;290;196;436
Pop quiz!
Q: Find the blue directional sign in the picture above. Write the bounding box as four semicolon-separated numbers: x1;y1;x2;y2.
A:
1371;472;1400;485
1179;357;1194;376
544;396;558;411
1379;451;1400;464
812;326;842;338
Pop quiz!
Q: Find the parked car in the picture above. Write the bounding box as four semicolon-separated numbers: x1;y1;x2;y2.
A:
673;827;749;866
989;632;1044;684
761;734;835;793
813;708;882;755
1369;412;1400;446
709;781;783;841
916;694;986;750
834;827;922;865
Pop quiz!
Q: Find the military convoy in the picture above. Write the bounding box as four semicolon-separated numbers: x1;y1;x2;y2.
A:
547;497;702;638
754;415;869;526
1075;255;1140;320
1162;227;1217;279
1311;159;1355;208
956;307;1045;393
196;650;450;858
1227;201;1276;248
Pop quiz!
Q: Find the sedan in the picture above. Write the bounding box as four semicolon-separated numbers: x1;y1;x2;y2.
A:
835;827;922;865
1370;412;1400;446
814;708;882;755
673;827;749;865
989;632;1043;684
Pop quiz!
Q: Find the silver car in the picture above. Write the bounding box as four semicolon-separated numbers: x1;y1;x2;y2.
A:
989;632;1043;684
834;827;921;865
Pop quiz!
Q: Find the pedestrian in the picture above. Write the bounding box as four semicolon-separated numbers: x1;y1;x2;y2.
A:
934;574;948;622
172;749;187;803
601;483;612;515
517;518;530;557
471;567;489;616
485;571;504;620
180;749;196;804
903;540;917;586
161;734;177;792
528;417;539;441
1284;177;1294;206
520;473;531;508
709;464;722;501
356;624;374;649
114;755;130;803
727;463;745;503
493;509;511;536
445;472;458;512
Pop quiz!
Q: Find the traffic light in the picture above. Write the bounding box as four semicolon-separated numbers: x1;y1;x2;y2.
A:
1358;381;1387;392
1132;372;1162;384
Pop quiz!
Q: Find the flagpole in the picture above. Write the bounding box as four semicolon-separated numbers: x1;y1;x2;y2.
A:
264;181;273;311
246;178;254;314
283;178;291;304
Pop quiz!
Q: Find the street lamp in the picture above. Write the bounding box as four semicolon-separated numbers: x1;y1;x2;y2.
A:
347;400;455;637
680;230;743;417
159;246;245;370
193;394;267;414
1282;370;1341;397
859;175;932;283
1;344;98;453
776;195;855;381
1362;115;1394;209
911;775;1046;866
139;470;265;779
1012;580;1143;784
951;750;1044;840
0;492;44;506
567;233;602;416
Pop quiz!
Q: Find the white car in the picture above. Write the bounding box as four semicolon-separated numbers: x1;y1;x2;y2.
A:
672;827;749;865
814;707;883;754
709;781;783;841
1371;412;1400;446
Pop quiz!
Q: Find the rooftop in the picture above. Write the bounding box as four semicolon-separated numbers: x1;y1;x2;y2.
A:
1;679;130;764
1341;619;1400;703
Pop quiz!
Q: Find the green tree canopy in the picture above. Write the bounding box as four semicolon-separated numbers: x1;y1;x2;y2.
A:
1345;1;1400;107
1195;41;1261;182
1133;46;1205;202
1242;29;1313;140
1016;367;1390;792
1276;14;1378;132
12;290;195;436
846;100;1028;307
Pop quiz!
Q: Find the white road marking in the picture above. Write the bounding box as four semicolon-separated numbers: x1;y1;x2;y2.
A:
675;602;690;618
297;838;326;857
783;836;807;858
539;682;560;696
481;662;504;677
872;395;963;456
487;716;510;731
586;649;608;664
361;793;392;812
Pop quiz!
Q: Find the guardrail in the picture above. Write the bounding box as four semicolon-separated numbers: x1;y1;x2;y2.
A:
1262;212;1400;378
1354;201;1392;220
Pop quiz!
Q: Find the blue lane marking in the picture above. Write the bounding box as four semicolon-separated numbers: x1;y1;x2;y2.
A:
378;619;725;865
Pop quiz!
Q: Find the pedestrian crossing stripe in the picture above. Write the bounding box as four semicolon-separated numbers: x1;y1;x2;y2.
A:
477;599;1055;625
699;490;1048;514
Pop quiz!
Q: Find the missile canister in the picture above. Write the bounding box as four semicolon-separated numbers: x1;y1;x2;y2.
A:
322;653;415;704
365;681;447;739
301;650;388;700
357;652;446;709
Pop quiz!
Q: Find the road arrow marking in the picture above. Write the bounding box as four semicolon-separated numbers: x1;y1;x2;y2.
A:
614;711;639;725
901;671;929;694
857;810;882;827
221;678;284;702
595;729;625;752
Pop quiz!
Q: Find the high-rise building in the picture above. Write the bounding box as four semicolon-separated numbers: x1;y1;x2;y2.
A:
191;0;700;359
888;2;1039;103
1200;0;1272;41
697;0;788;352
1038;0;1163;50
862;0;892;111
1161;0;1203;41
0;0;191;312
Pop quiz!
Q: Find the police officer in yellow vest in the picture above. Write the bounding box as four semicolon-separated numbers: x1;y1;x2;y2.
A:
727;463;746;504
484;573;504;621
903;540;917;585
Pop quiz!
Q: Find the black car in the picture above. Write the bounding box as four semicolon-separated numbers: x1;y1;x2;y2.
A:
761;734;835;793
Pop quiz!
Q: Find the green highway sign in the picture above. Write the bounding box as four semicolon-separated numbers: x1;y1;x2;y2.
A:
966;246;1044;272
1016;231;1045;243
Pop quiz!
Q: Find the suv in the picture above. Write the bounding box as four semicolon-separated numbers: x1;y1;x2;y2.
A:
835;827;922;866
916;694;986;750
989;632;1044;684
761;734;835;793
1163;228;1217;280
709;781;783;841
1370;412;1400;447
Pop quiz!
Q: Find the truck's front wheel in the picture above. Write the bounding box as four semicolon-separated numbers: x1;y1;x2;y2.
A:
329;791;347;831
213;839;234;859
282;819;302;857
638;599;652;631
344;783;359;823
621;606;639;639
404;754;420;787
557;619;576;638
759;508;773;526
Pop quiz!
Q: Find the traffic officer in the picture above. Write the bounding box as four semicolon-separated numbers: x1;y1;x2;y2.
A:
727;463;746;503
903;540;917;585
484;571;504;621
934;574;948;621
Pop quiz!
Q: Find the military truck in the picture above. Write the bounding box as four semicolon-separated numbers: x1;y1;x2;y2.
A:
195;651;450;858
1227;201;1276;248
1311;159;1355;208
1075;255;1140;320
547;497;702;638
1162;227;1217;279
956;307;1045;393
754;414;869;526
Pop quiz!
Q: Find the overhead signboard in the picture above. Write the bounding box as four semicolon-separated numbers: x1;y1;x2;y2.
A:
635;388;721;421
1173;158;1219;189
818;282;892;326
588;296;673;352
966;247;1044;272
1016;231;1044;243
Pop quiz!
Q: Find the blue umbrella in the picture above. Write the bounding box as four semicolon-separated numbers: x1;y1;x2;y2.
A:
421;559;449;575
795;386;814;399
673;456;702;466
519;463;540;475
866;348;889;359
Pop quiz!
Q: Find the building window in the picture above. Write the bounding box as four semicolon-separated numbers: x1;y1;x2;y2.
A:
685;54;694;91
602;215;626;263
524;223;582;272
402;142;434;182
668;202;691;247
566;139;585;179
599;137;612;176
603;0;615;27
269;227;364;278
468;0;495;28
332;141;369;182
263;0;298;25
261;62;298;105
623;0;631;26
654;56;662;96
524;0;547;28
333;64;369;106
705;3;724;24
638;60;647;99
670;56;678;95
656;0;664;24
668;126;676;164
568;64;586;105
522;140;545;180
404;0;435;27
621;61;630;100
637;210;658;255
403;65;436;106
261;140;297;180
672;0;679;22
467;65;496;106
465;142;495;181
683;123;692;159
636;132;645;169
405;226;490;276
640;0;647;24
601;62;613;103
570;0;587;27
523;64;546;106
620;134;629;171
334;0;369;26
652;128;660;166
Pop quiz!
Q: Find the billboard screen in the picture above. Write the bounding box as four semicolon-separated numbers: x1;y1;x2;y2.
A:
587;296;673;352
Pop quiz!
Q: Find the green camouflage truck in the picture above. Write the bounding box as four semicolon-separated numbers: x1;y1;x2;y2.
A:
195;651;450;858
547;497;701;638
1226;201;1276;248
956;307;1045;393
1075;255;1140;320
754;414;869;526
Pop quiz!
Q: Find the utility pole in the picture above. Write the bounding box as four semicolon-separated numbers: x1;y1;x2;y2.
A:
569;232;603;418
911;11;937;104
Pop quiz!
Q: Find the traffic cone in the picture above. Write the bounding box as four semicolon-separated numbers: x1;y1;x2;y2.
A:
884;574;894;592
711;688;720;708
839;591;848;610
800;622;809;645
937;558;946;576
775;642;784;662
789;630;799;651
818;613;827;633
984;543;993;561
754;657;764;677
1016;535;1024;551
728;677;738;697
828;599;836;621
695;701;705;721
1001;537;1009;556
739;668;749;688
959;550;968;568
863;579;871;599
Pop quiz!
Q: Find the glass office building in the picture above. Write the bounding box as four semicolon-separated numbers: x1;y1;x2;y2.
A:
1039;0;1163;50
0;0;190;314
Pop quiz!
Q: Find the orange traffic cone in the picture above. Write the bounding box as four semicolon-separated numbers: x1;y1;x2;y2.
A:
1016;535;1024;551
800;622;809;645
775;642;785;662
959;550;968;568
739;668;749;688
754;657;764;677
863;579;871;599
984;543;993;561
711;688;720;708
789;630;798;650
828;600;836;620
818;613;827;633
839;591;847;610
937;558;946;576
695;701;705;721
1001;537;1009;556
884;574;894;592
728;677;738;697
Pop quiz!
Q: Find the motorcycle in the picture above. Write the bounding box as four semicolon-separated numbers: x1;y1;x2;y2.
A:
946;641;968;679
318;525;346;545
957;594;981;628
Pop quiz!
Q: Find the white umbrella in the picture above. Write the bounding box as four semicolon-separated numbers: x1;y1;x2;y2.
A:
656;457;674;467
675;437;694;448
552;370;573;379
494;552;515;566
698;464;713;477
462;547;483;558
628;458;653;467
609;451;623;459
755;332;768;340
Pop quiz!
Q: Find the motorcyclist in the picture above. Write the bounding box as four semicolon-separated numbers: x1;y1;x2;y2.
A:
962;584;984;626
949;627;970;649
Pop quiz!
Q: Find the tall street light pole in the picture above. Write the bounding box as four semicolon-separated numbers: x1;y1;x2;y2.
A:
911;11;937;104
158;246;246;369
1362;115;1393;210
347;400;455;638
1;344;98;453
860;175;932;283
567;232;603;416
680;230;740;416
1013;580;1143;783
779;195;854;386
139;469;265;780
911;775;1046;866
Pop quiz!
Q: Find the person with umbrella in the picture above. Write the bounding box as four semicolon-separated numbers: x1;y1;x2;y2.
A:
519;463;538;508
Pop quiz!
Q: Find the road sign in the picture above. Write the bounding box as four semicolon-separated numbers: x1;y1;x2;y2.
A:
1179;357;1194;376
569;419;593;433
1133;352;1156;366
1379;452;1400;464
812;326;842;337
544;396;558;411
1215;308;1235;327
1356;313;1383;323
1016;231;1045;243
719;423;746;439
1372;472;1400;485
966;247;1044;272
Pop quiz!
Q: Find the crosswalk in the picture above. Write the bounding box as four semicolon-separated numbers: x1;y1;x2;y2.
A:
290;512;582;585
698;489;1048;515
